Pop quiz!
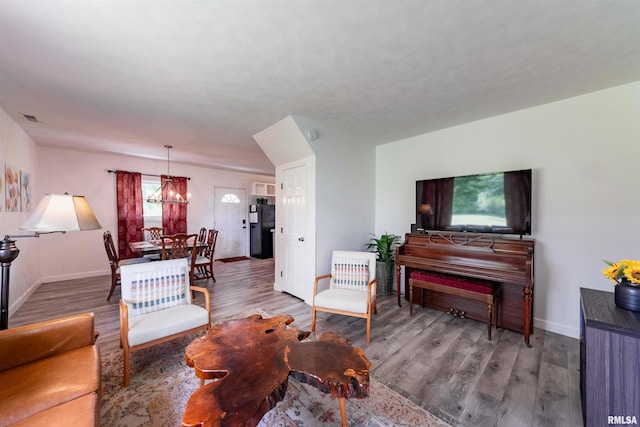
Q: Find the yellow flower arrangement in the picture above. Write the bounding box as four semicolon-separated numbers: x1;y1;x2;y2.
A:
603;259;640;285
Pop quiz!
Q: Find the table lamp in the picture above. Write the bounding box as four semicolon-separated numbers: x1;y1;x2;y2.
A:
0;193;102;329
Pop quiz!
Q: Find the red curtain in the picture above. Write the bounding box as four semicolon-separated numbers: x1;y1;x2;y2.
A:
116;171;144;259
162;175;188;235
419;178;454;229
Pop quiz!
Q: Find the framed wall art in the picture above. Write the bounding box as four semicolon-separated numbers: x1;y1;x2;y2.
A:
21;170;31;212
4;163;21;212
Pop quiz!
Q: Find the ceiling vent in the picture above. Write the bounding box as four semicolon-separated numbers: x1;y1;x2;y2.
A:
20;113;39;123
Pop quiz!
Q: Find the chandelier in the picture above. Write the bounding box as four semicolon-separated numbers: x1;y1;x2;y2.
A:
147;145;191;205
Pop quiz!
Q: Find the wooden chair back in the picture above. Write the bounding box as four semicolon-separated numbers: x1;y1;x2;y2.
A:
193;229;219;282
197;227;207;244
161;233;197;260
204;229;218;258
142;227;164;243
103;230;119;271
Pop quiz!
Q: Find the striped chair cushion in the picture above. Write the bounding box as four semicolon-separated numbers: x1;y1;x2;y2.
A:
126;268;188;318
332;257;370;290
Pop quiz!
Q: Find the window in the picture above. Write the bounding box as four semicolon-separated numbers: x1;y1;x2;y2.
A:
142;179;162;218
221;193;240;203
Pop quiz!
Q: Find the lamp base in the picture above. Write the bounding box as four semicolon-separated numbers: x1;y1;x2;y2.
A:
0;236;20;330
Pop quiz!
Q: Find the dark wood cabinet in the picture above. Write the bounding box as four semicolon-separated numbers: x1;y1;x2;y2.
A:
580;288;640;427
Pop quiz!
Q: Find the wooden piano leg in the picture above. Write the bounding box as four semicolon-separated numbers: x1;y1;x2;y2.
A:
523;285;532;347
409;281;414;315
396;263;402;307
487;301;493;341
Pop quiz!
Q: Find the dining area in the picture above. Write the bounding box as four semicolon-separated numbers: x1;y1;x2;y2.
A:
104;227;218;302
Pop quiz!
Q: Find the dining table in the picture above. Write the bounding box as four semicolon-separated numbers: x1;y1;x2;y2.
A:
129;238;206;258
129;240;162;257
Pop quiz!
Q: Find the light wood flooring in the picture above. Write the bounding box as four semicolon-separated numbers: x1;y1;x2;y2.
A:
10;258;583;427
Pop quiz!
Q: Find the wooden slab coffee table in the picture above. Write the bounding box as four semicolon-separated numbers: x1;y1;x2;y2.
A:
181;314;370;427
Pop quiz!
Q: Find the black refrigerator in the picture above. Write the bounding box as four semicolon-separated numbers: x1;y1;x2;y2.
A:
249;204;275;259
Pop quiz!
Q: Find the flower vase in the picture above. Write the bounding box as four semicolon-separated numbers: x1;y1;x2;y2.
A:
614;279;640;313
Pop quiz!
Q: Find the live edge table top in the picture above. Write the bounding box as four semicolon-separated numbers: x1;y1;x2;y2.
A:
181;314;371;427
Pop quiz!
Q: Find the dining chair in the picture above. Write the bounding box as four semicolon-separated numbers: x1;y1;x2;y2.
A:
161;233;198;282
311;250;378;342
193;229;218;282
141;227;165;260
196;227;208;256
103;231;152;301
141;227;164;243
197;227;207;244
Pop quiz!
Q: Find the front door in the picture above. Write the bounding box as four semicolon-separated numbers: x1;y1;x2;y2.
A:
214;187;247;259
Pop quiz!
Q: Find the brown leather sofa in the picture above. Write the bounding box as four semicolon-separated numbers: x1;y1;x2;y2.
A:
0;312;101;426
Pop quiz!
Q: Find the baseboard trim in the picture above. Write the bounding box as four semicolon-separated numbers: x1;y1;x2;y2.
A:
534;317;579;339
42;269;110;283
9;277;43;321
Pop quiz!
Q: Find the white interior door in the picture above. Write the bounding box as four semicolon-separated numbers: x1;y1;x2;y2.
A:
280;164;307;299
214;187;247;259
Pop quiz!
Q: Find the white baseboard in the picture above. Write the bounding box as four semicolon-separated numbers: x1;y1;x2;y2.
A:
534;317;580;339
42;269;110;283
9;277;43;321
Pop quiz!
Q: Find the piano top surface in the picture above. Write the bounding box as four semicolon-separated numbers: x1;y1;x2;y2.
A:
397;232;534;284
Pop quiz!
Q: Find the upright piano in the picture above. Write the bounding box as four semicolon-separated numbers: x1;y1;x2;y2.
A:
396;232;535;345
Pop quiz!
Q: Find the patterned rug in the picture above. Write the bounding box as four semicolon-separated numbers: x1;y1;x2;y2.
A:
101;310;451;427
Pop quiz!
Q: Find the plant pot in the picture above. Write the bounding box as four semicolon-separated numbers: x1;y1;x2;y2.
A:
376;260;394;296
614;280;640;313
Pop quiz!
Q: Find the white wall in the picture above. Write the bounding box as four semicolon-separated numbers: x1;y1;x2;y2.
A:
254;114;377;297
0;108;41;316
376;81;640;338
33;146;274;283
306;119;376;280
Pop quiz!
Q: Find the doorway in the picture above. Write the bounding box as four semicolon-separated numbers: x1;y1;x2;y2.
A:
214;187;247;259
279;162;311;301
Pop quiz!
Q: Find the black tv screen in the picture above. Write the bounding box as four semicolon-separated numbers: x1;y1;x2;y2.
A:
416;168;532;235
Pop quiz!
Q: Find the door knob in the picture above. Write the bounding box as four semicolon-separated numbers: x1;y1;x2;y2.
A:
298;237;305;242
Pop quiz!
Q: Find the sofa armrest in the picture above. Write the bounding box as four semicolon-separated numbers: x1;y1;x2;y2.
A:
0;312;96;372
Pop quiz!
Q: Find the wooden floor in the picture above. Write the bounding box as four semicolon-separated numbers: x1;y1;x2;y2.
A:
10;258;583;427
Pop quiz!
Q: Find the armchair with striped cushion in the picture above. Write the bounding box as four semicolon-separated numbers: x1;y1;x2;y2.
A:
311;251;377;342
119;258;210;386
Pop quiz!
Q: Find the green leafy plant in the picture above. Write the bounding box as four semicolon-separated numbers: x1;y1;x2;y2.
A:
364;233;402;268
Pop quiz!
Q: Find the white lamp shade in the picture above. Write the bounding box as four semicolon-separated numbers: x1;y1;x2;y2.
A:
20;194;102;232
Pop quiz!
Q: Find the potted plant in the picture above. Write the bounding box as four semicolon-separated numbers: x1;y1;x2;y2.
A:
364;233;402;296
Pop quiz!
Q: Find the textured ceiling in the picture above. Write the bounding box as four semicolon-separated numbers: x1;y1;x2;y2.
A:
1;1;639;175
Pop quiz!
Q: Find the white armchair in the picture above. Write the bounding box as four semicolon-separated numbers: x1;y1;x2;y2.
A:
311;251;377;343
119;258;211;386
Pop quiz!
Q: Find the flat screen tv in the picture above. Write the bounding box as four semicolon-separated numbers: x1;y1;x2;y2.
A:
415;168;532;236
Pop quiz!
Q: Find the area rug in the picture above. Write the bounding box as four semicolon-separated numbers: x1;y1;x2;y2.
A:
217;256;251;263
101;310;451;427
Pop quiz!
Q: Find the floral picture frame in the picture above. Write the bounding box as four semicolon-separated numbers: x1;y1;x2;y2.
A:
5;163;21;212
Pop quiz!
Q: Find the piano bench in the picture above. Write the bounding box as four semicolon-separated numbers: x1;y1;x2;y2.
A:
408;271;498;340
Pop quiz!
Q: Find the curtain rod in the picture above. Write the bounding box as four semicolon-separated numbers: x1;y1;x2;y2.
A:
107;169;191;180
